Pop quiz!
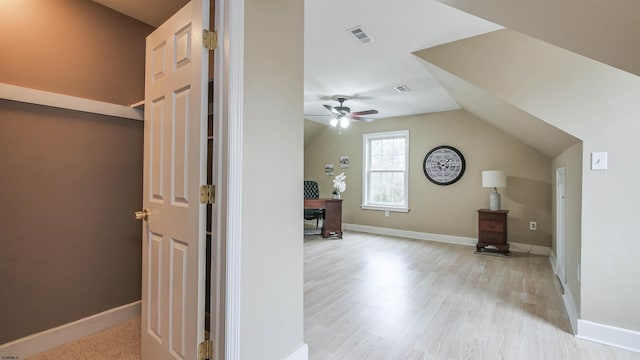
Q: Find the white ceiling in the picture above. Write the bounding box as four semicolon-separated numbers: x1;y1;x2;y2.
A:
94;0;502;124
304;0;501;124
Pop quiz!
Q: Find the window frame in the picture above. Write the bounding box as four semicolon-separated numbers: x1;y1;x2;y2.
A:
361;130;410;212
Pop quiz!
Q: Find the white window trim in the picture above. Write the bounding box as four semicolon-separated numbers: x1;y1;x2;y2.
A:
362;130;410;212
361;204;410;213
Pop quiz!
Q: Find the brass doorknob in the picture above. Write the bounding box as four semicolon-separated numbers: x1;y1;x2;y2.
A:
134;209;149;221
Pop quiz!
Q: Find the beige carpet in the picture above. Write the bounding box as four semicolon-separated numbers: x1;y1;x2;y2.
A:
28;317;140;360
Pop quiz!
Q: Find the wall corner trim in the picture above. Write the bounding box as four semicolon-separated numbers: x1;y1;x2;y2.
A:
0;83;144;121
577;319;640;354
563;286;579;335
342;223;551;255
0;301;141;359
222;0;246;358
549;251;558;274
286;343;309;360
549;253;579;335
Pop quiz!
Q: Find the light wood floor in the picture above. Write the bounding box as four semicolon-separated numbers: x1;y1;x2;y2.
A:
304;231;640;360
28;230;640;359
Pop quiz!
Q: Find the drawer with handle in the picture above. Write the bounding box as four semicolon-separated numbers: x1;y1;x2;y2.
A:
479;220;504;232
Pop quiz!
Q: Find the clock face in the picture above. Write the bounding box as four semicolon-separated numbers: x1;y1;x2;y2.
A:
423;146;466;185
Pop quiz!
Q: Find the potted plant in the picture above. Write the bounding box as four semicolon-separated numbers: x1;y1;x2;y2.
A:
332;172;346;199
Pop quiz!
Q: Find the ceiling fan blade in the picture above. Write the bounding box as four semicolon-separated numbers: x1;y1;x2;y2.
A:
323;104;341;115
351;116;375;122
351;109;378;116
304;113;331;116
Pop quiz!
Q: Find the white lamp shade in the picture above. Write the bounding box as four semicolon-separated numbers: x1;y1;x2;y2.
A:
482;170;507;188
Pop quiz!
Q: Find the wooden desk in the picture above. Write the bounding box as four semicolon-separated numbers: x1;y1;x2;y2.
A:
304;198;343;238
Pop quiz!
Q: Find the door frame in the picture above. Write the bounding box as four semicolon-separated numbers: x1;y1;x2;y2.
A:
556;167;567;285
214;0;243;358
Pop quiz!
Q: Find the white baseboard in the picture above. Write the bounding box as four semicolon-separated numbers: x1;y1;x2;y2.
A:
549;251;558;274
286;343;308;360
343;223;476;246
548;251;578;334
563;287;579;334
509;242;550;256
342;223;551;255
577;319;640;353
0;301;141;359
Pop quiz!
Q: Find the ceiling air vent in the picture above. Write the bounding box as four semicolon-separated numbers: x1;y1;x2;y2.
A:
394;85;411;94
347;26;375;44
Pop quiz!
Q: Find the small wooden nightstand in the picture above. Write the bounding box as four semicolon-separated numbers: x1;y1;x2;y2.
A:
477;209;509;255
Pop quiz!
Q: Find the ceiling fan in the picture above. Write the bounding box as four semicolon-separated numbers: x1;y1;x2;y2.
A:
321;96;379;128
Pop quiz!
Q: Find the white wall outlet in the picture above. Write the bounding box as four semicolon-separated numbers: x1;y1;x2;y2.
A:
384;210;390;217
591;152;607;170
529;221;537;230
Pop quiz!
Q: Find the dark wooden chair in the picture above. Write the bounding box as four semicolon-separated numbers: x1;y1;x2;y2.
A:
304;180;324;228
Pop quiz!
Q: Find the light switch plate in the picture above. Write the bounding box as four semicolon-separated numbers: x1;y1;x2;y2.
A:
591;152;607;170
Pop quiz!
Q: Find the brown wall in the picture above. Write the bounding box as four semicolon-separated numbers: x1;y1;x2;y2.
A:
0;0;149;344
0;0;153;105
0;100;143;343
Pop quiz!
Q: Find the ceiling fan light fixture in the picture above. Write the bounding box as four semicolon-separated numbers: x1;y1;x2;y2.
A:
339;116;350;128
322;96;378;127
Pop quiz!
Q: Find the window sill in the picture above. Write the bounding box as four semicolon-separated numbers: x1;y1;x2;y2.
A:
361;205;409;213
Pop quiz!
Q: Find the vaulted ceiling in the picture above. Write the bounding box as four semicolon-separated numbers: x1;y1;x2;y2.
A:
95;0;640;158
303;0;501;123
435;0;640;77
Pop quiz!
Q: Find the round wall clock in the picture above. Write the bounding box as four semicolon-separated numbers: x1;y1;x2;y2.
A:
423;145;466;185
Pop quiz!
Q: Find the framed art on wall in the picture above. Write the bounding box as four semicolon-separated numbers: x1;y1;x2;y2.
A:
325;163;335;176
340;156;349;168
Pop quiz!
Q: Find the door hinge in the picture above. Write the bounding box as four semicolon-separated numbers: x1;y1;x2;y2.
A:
203;30;217;50
200;185;216;204
198;339;214;360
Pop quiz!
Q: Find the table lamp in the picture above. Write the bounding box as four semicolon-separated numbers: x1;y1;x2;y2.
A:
482;170;507;211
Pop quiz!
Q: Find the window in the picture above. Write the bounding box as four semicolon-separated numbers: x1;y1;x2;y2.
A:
362;130;409;212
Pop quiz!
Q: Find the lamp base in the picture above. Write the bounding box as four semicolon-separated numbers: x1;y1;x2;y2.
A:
489;189;501;211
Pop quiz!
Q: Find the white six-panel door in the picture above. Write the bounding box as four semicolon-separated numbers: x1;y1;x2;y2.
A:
141;1;209;359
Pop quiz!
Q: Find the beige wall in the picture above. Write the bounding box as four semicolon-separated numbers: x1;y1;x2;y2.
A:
305;110;552;247
239;0;304;358
552;142;583;312
435;0;640;77
416;28;640;332
0;0;152;105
